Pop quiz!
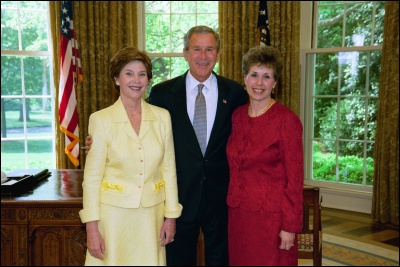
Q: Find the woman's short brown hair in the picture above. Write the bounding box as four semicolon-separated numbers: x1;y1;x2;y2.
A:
110;47;152;93
242;45;283;81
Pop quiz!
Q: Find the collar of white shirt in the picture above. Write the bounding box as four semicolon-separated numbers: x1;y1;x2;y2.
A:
186;71;214;95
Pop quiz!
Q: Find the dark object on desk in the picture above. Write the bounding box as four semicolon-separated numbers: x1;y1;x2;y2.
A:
1;169;51;194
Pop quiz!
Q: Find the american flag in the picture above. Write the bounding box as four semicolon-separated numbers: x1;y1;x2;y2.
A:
59;1;82;167
257;1;271;46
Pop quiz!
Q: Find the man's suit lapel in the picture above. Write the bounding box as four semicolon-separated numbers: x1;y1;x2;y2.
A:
170;72;204;156
207;75;231;153
168;72;234;157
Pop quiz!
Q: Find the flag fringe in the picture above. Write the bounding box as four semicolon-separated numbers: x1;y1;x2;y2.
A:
60;125;80;166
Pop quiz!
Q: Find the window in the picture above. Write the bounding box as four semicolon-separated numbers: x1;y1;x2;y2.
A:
1;1;55;172
301;1;385;191
140;1;218;98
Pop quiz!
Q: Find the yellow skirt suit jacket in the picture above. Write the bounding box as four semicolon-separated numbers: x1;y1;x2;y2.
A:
79;97;182;265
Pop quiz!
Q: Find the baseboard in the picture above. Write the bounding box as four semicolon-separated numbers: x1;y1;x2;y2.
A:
319;187;372;214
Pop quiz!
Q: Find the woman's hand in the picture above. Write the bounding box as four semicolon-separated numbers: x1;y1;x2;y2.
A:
86;221;106;260
279;230;295;250
159;218;176;246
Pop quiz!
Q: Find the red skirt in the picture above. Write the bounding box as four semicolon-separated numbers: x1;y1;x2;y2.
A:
228;207;298;266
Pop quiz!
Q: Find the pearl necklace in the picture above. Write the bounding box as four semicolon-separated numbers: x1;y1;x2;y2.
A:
248;99;275;118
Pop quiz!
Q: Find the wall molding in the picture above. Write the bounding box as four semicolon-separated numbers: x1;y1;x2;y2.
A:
319;187;372;214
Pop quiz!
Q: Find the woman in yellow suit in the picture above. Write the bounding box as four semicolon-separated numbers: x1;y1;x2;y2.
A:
79;47;182;266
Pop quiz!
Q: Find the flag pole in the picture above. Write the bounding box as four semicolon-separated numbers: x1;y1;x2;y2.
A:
257;1;271;46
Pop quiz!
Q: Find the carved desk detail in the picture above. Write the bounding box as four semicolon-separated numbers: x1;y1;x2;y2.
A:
1;169;86;266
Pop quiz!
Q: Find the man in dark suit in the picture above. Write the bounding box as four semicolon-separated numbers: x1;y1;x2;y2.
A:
148;26;248;266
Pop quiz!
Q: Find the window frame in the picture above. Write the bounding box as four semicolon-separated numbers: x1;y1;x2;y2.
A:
138;1;219;98
300;1;383;194
1;1;56;171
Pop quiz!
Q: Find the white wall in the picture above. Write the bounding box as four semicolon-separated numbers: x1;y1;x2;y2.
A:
319;187;372;214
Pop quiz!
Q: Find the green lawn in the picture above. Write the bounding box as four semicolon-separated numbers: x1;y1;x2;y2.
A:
1;152;53;173
1;110;55;172
4;110;52;129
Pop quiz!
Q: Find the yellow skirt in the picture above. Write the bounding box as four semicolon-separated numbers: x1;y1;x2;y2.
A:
85;202;165;266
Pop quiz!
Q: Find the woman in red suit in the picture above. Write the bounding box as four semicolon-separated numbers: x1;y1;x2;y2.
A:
226;45;304;266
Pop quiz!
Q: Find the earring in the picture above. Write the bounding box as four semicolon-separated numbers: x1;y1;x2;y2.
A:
116;82;119;86
272;87;275;94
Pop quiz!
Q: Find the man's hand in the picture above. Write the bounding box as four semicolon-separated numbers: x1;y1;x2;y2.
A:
84;135;93;155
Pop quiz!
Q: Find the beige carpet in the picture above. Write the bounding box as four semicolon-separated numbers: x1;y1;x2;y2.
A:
299;231;399;266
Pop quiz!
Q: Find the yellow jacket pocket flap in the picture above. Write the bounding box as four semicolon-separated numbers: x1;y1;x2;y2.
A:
101;181;124;193
155;180;165;192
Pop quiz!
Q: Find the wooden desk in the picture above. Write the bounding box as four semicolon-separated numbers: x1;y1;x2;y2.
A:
1;169;86;266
